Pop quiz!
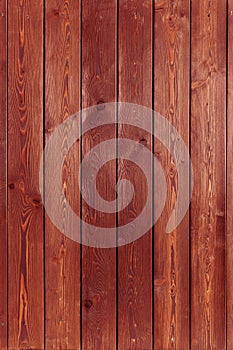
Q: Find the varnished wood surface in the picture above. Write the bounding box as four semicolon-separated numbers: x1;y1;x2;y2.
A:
2;0;231;349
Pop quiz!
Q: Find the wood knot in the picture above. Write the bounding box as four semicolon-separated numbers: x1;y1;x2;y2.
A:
84;299;93;310
139;138;147;146
168;15;175;25
32;197;42;207
170;286;176;296
9;183;15;190
96;100;105;111
168;163;177;177
53;9;60;17
45;125;54;135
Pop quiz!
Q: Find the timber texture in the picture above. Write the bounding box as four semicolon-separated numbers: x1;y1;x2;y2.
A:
0;0;231;349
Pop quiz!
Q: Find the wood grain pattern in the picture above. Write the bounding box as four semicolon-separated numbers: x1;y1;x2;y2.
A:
3;1;232;348
8;0;44;348
191;0;226;348
153;0;190;348
227;1;233;349
118;1;153;349
45;0;80;348
81;0;117;348
0;0;7;348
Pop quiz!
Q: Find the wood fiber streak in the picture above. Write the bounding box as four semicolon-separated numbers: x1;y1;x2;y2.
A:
0;0;6;348
81;0;116;348
118;0;153;349
191;0;226;349
8;0;44;348
154;0;190;349
228;2;233;349
45;0;80;348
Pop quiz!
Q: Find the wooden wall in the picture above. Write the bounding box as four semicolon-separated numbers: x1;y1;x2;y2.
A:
0;0;232;349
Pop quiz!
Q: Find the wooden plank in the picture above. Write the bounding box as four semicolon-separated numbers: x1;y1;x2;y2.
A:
191;0;226;348
45;0;80;348
153;0;190;348
7;0;44;348
227;1;233;349
81;0;116;348
0;0;7;348
118;1;153;348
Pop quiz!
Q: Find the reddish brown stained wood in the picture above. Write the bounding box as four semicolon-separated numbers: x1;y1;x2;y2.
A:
81;0;117;348
0;0;7;348
227;1;233;349
118;0;153;348
7;0;44;348
153;0;190;348
3;1;231;348
45;0;80;348
191;0;226;349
